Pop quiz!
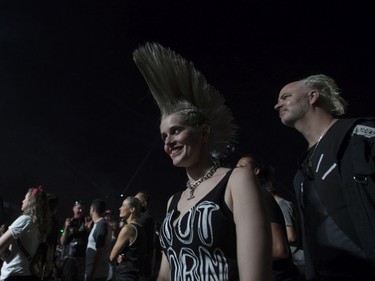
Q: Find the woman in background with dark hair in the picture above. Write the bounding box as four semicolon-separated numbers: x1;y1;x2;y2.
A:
0;185;50;281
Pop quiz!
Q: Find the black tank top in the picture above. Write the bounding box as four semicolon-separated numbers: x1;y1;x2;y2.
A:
114;223;146;281
159;169;239;281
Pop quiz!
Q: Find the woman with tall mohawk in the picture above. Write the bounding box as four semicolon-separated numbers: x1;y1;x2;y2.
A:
133;43;272;281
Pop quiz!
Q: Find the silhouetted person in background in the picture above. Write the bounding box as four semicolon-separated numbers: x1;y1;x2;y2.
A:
237;155;300;281
85;199;112;281
46;193;60;280
104;209;120;246
265;185;305;277
134;191;155;281
60;200;90;281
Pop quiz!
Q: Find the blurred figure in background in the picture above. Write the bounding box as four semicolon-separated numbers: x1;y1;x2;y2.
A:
134;191;155;281
46;193;60;281
237;154;301;281
104;209;120;246
265;184;305;277
85;199;112;281
60;200;91;281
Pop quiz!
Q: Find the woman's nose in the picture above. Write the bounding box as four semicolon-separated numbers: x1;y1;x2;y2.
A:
164;135;173;145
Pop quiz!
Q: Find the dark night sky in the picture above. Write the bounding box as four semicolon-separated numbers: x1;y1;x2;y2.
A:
0;0;374;224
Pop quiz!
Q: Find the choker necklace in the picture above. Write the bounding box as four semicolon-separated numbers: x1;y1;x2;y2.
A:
186;163;219;200
307;119;334;169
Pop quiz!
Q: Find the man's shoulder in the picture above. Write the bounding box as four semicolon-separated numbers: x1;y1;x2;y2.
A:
93;219;109;232
338;116;374;123
96;218;109;226
332;117;375;141
351;117;375;139
340;116;375;126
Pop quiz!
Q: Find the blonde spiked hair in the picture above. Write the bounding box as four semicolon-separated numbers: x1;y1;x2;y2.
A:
133;42;237;159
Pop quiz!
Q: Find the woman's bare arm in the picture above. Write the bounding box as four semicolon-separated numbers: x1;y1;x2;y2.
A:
0;230;13;257
227;167;272;281
109;224;133;262
157;252;170;281
271;222;289;260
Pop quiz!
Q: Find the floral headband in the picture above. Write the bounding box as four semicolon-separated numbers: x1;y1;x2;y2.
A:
31;185;43;197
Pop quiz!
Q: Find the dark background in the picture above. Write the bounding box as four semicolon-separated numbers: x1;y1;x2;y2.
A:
0;0;373;225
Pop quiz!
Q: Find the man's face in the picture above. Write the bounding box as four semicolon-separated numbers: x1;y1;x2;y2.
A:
135;193;146;206
73;204;84;218
89;206;94;218
104;210;113;220
274;82;311;127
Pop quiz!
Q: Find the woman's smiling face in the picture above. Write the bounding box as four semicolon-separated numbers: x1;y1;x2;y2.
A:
160;112;205;168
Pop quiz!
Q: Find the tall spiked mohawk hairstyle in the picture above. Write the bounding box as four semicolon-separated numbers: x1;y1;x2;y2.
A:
132;42;237;159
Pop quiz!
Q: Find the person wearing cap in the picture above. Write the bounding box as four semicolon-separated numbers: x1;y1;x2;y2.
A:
60;200;91;281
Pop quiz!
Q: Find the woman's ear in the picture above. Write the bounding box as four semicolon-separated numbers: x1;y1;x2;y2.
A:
201;124;210;142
